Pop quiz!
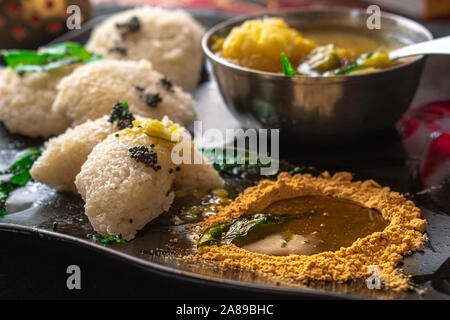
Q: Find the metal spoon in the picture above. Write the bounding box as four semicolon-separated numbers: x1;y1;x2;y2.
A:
389;35;450;60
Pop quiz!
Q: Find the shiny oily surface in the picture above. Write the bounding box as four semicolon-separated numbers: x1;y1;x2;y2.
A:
239;195;389;256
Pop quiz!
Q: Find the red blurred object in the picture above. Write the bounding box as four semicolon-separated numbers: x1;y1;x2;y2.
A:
7;2;21;16
397;117;420;140
398;100;450;185
11;23;27;39
0;0;92;49
420;132;450;183
30;14;42;26
46;1;56;10
46;20;63;34
399;100;450;138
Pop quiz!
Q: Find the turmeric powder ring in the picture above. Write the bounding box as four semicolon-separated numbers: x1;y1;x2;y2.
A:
0;8;449;300
193;172;427;292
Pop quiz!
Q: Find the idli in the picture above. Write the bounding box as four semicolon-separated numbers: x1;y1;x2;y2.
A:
86;6;205;92
52;59;195;126
0;67;72;138
31;101;136;192
75;117;223;239
75;126;177;240
32;103;223;194
0;42;103;138
30;115;116;192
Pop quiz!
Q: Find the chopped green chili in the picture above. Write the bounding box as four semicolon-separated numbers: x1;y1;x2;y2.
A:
95;235;124;245
281;52;296;76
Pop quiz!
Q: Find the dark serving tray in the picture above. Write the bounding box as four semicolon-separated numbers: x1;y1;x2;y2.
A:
0;6;449;300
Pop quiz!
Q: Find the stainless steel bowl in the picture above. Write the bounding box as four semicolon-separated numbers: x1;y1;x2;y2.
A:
202;8;433;143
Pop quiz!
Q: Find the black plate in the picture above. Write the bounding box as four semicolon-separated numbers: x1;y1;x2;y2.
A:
0;6;449;300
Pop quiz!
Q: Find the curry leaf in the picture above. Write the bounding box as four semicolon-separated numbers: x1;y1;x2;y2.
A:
198;222;231;247
200;147;272;173
0;147;41;215
198;212;316;247
1;42;103;74
221;213;275;245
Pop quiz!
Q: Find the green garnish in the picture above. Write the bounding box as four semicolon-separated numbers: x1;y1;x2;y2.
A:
197;222;230;247
200;148;320;177
1;42;103;74
198;212;315;247
288;165;321;176
108;101;135;130
336;64;365;75
0;147;41;216
336;52;374;75
201;147;273;173
95;235;124;245
281;52;296;76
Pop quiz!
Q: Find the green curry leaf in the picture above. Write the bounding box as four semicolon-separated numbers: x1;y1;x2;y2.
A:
198;212;316;247
200;147;273;174
1;42;103;74
198;222;231;247
221;213;277;245
0;147;41;215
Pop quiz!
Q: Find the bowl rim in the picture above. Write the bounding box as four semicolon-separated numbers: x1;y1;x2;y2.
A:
201;6;434;82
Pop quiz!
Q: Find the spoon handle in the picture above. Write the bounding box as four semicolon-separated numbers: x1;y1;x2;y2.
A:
389;35;450;60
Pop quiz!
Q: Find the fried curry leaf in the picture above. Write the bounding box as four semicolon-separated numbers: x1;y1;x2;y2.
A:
221;213;275;245
1;42;103;74
281;52;296;76
198;212;316;247
198;222;231;247
0;147;41;215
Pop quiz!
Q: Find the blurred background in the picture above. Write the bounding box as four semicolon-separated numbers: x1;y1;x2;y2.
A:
1;0;450;49
91;0;450;17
